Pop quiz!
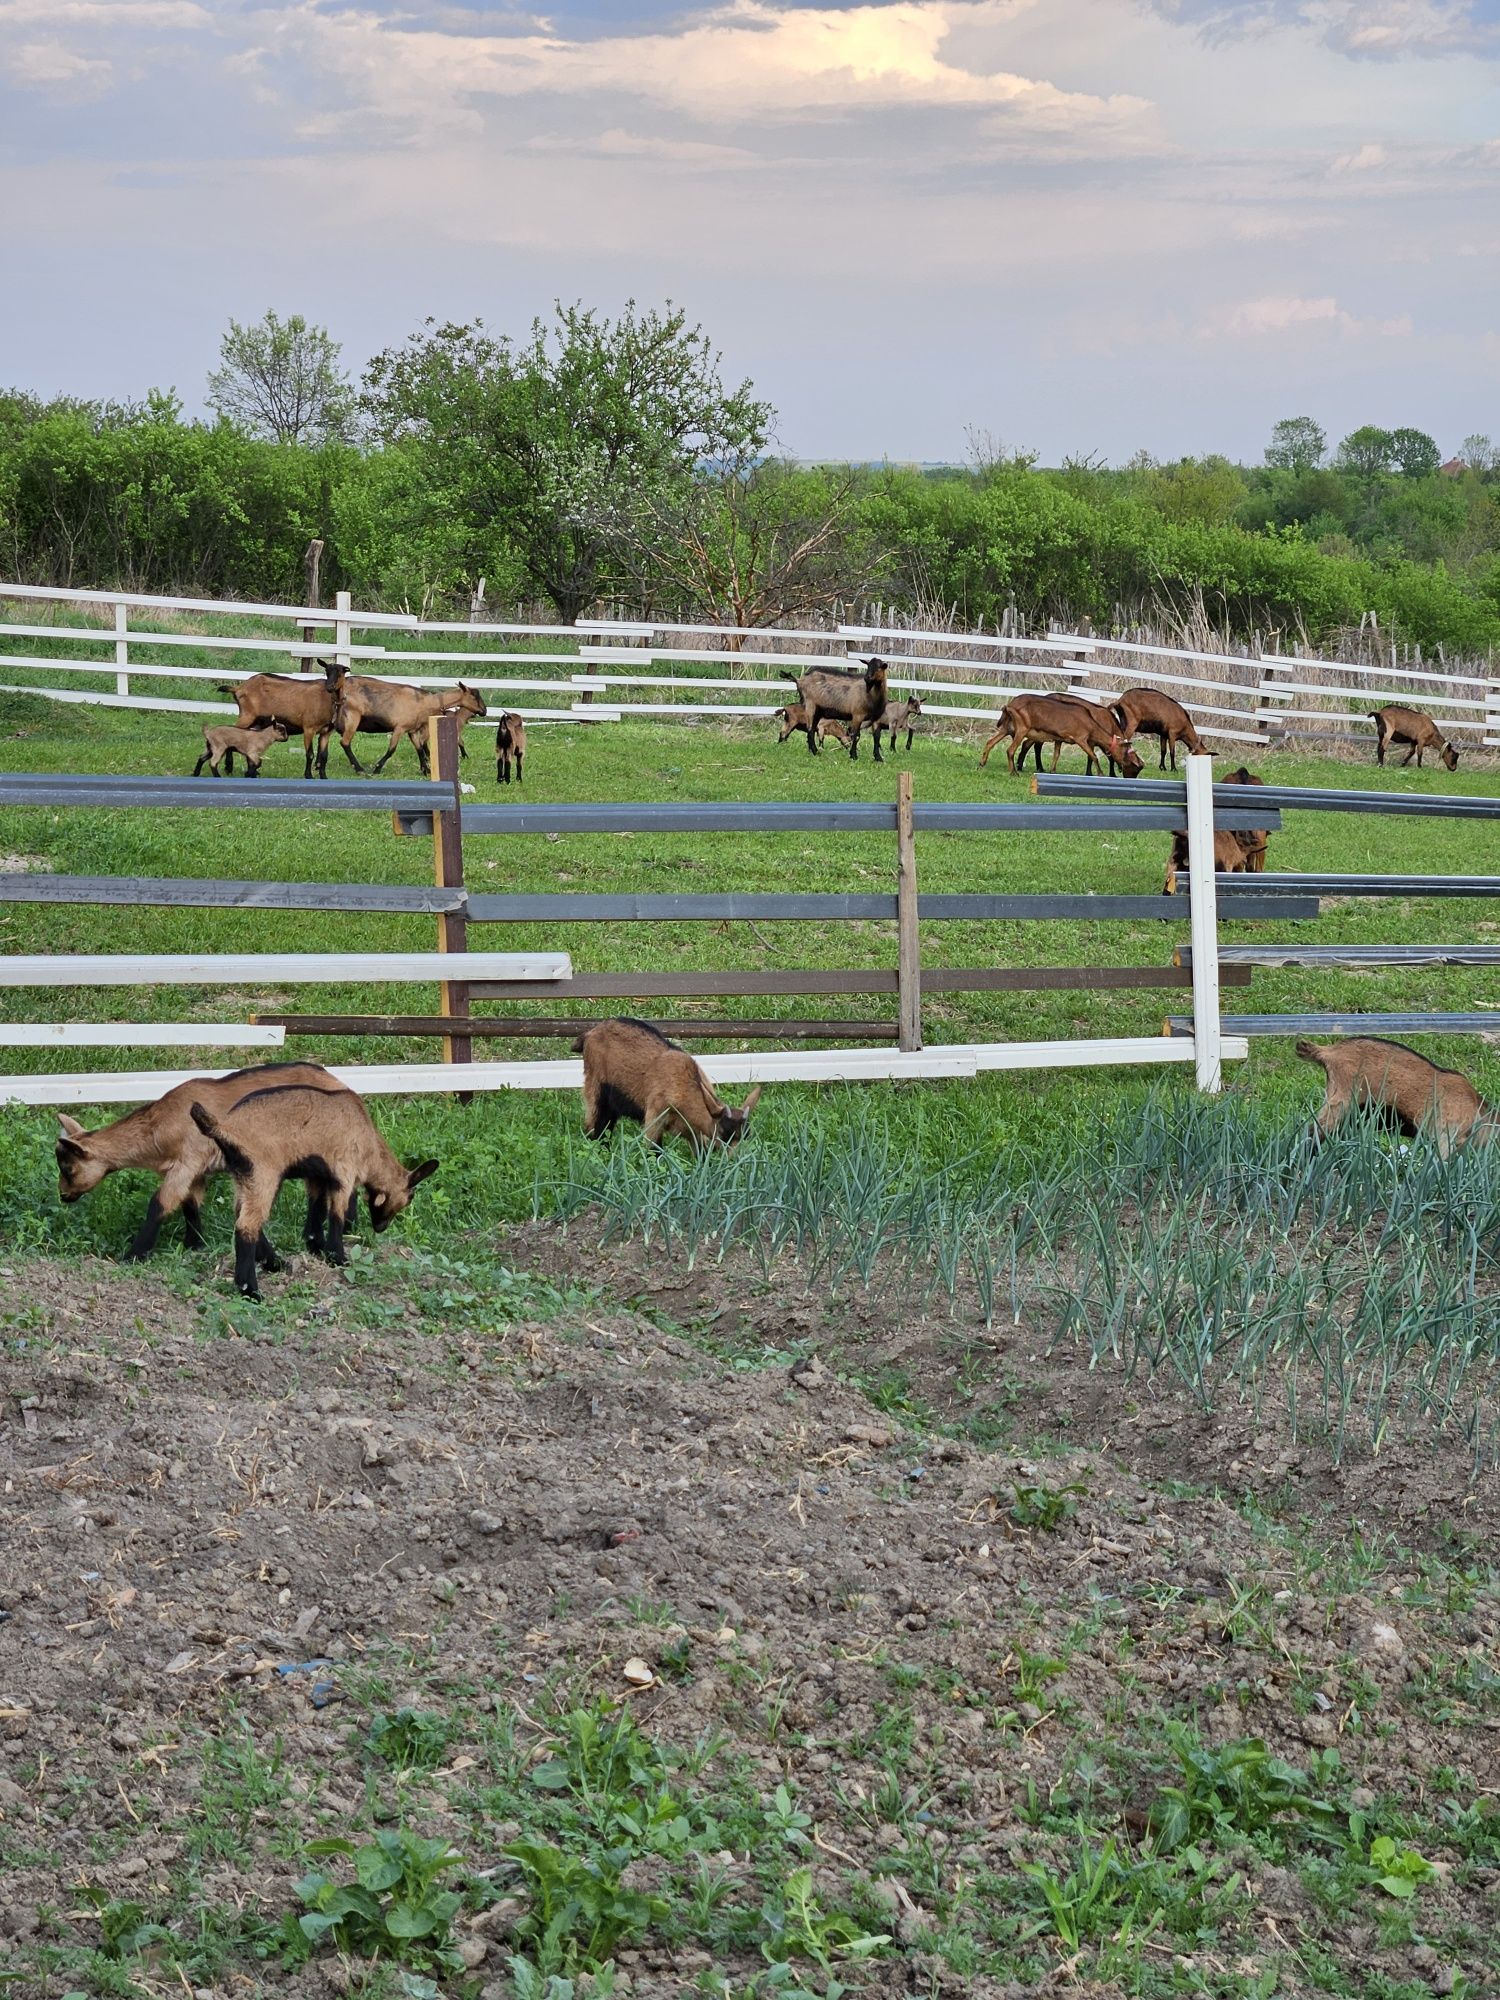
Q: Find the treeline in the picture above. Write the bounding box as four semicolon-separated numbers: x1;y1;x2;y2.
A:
2;308;1497;655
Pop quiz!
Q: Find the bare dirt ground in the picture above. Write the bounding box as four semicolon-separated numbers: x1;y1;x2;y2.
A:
1;1227;1496;2000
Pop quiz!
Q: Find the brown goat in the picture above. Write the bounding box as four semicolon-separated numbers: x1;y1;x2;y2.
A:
1109;687;1208;769
334;678;487;776
1297;1038;1495;1156
1370;705;1459;772
1162;827;1251;895
220;660;345;780
981;694;1142;777
775;703;851;749
192;719;288;778
54;1061;343;1260
784;657;889;759
872;696;923;757
495;711;527;785
574;1018;762;1151
189;1085;438;1298
1220;765;1271;871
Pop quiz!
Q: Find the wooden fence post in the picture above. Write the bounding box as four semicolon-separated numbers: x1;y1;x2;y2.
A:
1184;754;1222;1093
301;539;324;653
429;711;472;1083
114;602;129;698
896;768;922;1052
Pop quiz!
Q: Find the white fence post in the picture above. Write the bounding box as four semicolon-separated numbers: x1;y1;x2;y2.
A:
114;601;129;698
1487;673;1500;750
334;588;352;677
1185;754;1223;1093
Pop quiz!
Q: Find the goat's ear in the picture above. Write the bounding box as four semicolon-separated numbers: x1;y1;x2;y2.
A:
405;1159;440;1191
57;1114;85;1140
741;1086;762;1117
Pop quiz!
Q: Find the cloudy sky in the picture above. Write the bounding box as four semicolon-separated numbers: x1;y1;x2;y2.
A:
2;0;1496;462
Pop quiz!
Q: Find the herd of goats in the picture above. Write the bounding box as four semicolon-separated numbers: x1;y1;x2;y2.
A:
194;653;1467;802
56;653;1490;1299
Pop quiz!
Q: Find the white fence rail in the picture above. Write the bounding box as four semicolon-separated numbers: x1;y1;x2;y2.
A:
2;580;1495;748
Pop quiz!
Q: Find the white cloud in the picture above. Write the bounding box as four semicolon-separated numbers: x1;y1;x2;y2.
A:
1;36;112;94
1330;141;1387;172
0;0;208;23
1205;294;1413;337
249;0;1156;145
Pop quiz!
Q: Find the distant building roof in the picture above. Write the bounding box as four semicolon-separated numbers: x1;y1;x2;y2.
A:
1439;456;1468;477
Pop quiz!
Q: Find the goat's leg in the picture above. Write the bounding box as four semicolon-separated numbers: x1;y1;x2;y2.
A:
979;727;1007;767
1375;734;1386;765
303;727;316;780
806;709;821;753
124;1193;167;1262
304;1189;327;1255
255;1232;285;1272
181;1196;207;1251
1401;742;1417;766
192;750;211;777
338;728;370;775
515;749;523;786
369;730;403;774
868;724;880;763
323;1180;355;1265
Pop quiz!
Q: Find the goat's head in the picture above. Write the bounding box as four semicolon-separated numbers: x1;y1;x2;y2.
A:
905;696;922;717
55;1115;110;1200
712;1085;763;1146
1112;736;1145;778
269;721;290;743
453;682;487;719
318;658;346;689
775;707;797;742
367;1158;440;1232
861;656;888;688
1443;742;1460;771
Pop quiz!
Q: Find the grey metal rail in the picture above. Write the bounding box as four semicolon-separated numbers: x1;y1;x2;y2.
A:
0;875;465;914
1175;944;1500;969
398;800;1279;836
1034;775;1500;818
465;891;1317;923
1174;874;1500;899
1165;1013;1500;1038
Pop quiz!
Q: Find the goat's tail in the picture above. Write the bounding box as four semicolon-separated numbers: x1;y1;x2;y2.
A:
189;1101;253;1175
1295;1039;1329;1069
216;685;239;698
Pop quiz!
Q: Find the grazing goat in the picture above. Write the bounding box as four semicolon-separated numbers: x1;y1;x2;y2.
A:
54;1061;343;1261
189;1085;438;1298
1297;1038;1495;1156
784;658;888;759
495;711;527;785
775;703;851;750
1109;688;1207;770
980;694;1141;777
574;1018;762;1150
872;696;922;757
334;677;486;777
1162;827;1251;895
192;719;288;778
1220;765;1271;872
220;660;345;780
1370;705;1459;771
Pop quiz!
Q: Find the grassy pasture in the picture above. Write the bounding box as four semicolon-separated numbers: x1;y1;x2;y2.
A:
2;665;1499;2000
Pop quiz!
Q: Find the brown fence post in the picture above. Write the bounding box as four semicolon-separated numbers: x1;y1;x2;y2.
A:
428;711;472;1083
896;768;921;1051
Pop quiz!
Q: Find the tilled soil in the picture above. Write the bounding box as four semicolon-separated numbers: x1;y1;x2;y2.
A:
1;1234;1497;2000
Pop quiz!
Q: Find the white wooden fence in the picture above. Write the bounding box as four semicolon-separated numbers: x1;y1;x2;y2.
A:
3;579;1495;749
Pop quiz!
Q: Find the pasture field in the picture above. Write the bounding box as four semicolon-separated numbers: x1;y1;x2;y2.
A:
0;690;1497;2000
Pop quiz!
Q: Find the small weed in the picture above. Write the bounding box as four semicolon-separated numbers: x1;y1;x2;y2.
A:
1008;1480;1087;1531
1150;1726;1342;1853
504;1837;660;1975
294;1829;466;1972
758;1866;890;1980
1366;1834;1435;1899
366;1708;457;1775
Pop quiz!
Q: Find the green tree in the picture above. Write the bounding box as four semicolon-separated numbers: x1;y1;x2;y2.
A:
207;312;354;445
1389;427;1440;479
362;301;773;620
1335;426;1396;479
1264;416;1326;474
1460;433;1497;476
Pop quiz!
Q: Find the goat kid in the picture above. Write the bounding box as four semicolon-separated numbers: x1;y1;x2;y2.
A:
495;711;527;785
192;720;288;778
574;1018;762;1150
1220;766;1271;871
189;1085;438;1298
55;1061;343;1260
1297;1037;1495;1156
775;703;851;749
872;695;922;757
